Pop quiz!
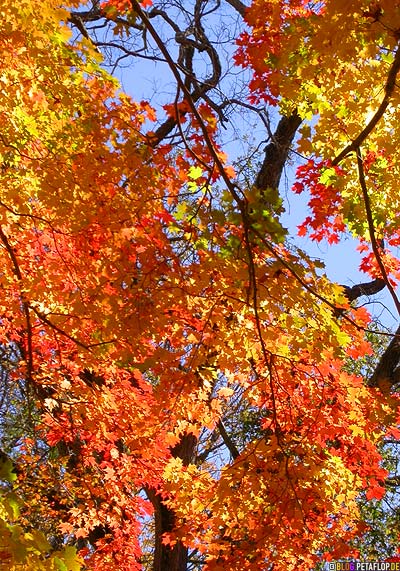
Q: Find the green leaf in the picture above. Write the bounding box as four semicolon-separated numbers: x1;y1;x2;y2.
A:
0;455;17;483
2;492;20;520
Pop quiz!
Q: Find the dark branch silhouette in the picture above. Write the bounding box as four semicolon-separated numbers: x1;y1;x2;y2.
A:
342;278;386;302
368;325;400;389
255;112;302;193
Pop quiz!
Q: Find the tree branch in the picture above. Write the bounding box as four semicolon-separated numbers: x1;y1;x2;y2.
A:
385;475;400;488
69;14;91;40
342;277;386;302
368;325;400;388
332;42;400;166
218;420;240;459
224;0;247;17
130;0;244;208
0;227;34;384
356;148;400;316
255;112;302;193
147;7;222;146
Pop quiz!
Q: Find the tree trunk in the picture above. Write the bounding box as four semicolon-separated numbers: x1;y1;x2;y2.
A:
149;433;197;571
151;494;189;571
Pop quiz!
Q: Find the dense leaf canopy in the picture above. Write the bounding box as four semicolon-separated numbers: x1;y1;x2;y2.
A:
1;1;400;570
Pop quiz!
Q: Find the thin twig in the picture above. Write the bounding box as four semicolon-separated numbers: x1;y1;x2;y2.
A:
130;0;245;204
29;306;91;351
0;227;34;383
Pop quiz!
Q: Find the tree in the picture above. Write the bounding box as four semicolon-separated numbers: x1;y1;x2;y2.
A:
1;0;400;570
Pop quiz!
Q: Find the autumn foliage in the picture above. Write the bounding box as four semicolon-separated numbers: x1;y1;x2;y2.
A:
1;0;400;570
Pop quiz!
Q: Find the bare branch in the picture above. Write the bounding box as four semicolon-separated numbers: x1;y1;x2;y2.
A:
93;40;166;62
218;420;240;459
69;14;91;39
147;4;223;146
224;0;247;17
342;278;386;302
130;0;244;208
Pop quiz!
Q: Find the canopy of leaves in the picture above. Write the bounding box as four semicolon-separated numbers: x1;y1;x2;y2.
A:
0;1;400;570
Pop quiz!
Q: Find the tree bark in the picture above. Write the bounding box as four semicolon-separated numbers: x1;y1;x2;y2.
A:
149;433;197;571
339;276;400;393
368;324;400;390
337;275;400;392
255;112;302;193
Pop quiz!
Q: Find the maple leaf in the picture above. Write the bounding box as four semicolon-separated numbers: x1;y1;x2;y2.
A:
2;1;400;570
